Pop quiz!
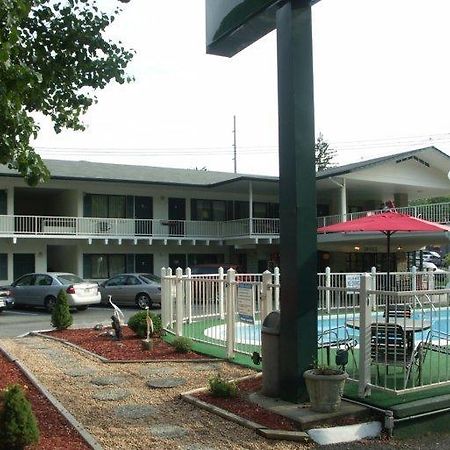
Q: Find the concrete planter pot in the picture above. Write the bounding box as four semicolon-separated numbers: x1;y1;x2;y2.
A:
303;369;348;413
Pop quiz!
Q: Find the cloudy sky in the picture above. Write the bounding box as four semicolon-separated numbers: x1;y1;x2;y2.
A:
33;0;450;176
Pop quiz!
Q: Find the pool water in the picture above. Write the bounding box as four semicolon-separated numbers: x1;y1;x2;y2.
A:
203;307;450;346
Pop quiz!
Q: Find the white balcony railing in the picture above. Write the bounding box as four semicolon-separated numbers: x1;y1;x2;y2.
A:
0;201;447;240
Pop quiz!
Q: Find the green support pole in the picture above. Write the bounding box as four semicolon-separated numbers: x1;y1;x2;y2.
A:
276;1;318;402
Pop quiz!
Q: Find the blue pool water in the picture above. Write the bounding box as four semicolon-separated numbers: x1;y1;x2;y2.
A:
204;308;450;346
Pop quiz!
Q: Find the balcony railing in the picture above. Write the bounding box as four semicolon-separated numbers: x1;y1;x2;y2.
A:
0;201;447;240
316;201;450;228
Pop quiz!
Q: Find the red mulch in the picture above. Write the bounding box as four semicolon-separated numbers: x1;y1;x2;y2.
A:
196;376;301;431
0;351;90;450
44;327;205;361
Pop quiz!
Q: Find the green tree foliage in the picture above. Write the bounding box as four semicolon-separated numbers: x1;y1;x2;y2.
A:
0;384;40;449
0;0;134;185
409;195;450;206
127;311;161;338
51;288;73;330
315;133;337;172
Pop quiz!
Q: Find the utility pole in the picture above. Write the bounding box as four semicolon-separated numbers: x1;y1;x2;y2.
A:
233;115;237;173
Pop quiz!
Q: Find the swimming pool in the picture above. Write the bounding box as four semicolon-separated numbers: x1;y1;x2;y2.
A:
203;307;450;346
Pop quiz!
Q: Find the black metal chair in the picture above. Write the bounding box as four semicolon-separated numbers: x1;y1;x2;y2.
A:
370;323;429;389
318;326;357;367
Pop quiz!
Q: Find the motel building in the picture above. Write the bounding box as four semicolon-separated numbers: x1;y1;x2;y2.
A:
0;146;448;284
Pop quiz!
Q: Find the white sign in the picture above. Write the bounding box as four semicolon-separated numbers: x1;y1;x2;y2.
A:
346;274;360;290
237;283;255;324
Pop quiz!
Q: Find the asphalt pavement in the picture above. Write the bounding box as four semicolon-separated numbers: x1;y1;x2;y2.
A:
0;305;160;338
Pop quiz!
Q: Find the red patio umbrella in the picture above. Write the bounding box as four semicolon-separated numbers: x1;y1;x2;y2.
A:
317;211;449;290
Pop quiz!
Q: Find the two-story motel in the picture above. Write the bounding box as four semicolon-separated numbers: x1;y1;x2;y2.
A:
0;146;448;284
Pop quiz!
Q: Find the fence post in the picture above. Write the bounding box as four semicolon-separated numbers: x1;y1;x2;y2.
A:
175;267;184;337
274;266;280;310
219;266;225;320
185;267;192;324
261;270;272;321
370;266;377;311
160;267;168;328
411;265;417;293
325;266;331;313
358;273;372;398
226;268;236;359
167;267;173;329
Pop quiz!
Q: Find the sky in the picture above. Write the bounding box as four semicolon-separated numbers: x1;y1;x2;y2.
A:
32;0;450;176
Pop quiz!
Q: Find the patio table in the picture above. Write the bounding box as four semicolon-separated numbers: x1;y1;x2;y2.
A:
346;319;431;333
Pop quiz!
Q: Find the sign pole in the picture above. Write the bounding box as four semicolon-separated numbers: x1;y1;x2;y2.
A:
276;1;317;402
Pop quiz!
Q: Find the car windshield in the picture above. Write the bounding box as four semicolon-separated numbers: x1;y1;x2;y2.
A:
56;274;85;284
140;274;161;284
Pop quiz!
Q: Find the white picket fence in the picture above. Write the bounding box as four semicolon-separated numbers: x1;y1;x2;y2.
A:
161;266;450;395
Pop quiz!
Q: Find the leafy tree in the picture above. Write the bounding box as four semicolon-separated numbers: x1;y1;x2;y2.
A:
51;289;73;330
409;195;450;206
0;384;40;449
0;0;134;186
315;133;337;172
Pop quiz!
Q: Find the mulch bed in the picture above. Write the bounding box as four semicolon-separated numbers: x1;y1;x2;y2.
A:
196;376;301;431
0;351;90;450
43;327;206;361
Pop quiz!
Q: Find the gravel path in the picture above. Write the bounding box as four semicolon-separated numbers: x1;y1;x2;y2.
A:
1;337;312;450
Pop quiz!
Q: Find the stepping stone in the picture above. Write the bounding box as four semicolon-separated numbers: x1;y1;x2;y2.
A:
148;424;188;439
64;368;96;377
91;375;127;386
139;366;176;377
190;363;220;372
146;377;186;389
115;404;158;420
93;389;130;401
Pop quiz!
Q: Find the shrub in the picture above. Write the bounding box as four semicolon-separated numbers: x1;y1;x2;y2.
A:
127;311;161;338
51;289;73;330
208;374;238;398
0;384;40;449
172;336;193;353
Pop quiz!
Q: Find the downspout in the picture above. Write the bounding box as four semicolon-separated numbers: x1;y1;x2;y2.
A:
330;177;347;222
249;181;253;236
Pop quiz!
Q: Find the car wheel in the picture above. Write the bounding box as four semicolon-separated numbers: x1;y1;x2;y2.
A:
136;293;151;310
76;306;88;311
44;296;57;313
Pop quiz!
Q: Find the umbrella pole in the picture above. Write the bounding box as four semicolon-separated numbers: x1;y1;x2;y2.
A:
386;231;391;323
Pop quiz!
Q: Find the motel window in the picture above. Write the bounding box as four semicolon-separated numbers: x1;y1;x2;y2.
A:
84;194;132;219
0;191;6;215
83;254;126;279
191;199;233;221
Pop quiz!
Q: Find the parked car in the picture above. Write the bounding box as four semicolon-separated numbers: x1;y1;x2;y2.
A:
415;251;443;267
99;273;161;309
421;261;448;274
0;286;14;313
10;273;101;312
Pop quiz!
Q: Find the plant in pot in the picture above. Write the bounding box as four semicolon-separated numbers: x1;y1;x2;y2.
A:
303;353;348;413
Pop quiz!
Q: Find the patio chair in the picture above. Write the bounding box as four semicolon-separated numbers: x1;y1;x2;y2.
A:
370;323;429;389
383;304;412;319
318;326;357;368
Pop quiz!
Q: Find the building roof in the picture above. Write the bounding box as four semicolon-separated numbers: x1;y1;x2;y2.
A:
316;146;450;179
0;146;447;188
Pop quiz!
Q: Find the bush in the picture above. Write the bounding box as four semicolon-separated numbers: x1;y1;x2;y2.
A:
172;336;193;353
127;311;161;338
0;384;40;449
51;289;73;330
208;374;238;398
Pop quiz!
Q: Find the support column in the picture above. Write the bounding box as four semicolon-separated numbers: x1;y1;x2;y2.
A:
276;1;317;402
340;178;347;221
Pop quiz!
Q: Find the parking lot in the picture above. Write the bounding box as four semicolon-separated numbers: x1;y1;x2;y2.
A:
0;305;160;338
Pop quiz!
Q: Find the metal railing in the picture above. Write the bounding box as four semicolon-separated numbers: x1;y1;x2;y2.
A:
0;200;448;240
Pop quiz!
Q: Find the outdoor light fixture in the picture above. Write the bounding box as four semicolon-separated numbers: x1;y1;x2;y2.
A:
354;246;360;251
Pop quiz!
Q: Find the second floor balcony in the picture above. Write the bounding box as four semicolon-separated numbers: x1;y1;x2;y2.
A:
0;201;448;243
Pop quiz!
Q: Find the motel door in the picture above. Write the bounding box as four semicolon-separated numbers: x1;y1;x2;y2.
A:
13;254;35;280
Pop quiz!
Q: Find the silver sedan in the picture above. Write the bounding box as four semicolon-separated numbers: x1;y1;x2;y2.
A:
99;273;162;309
